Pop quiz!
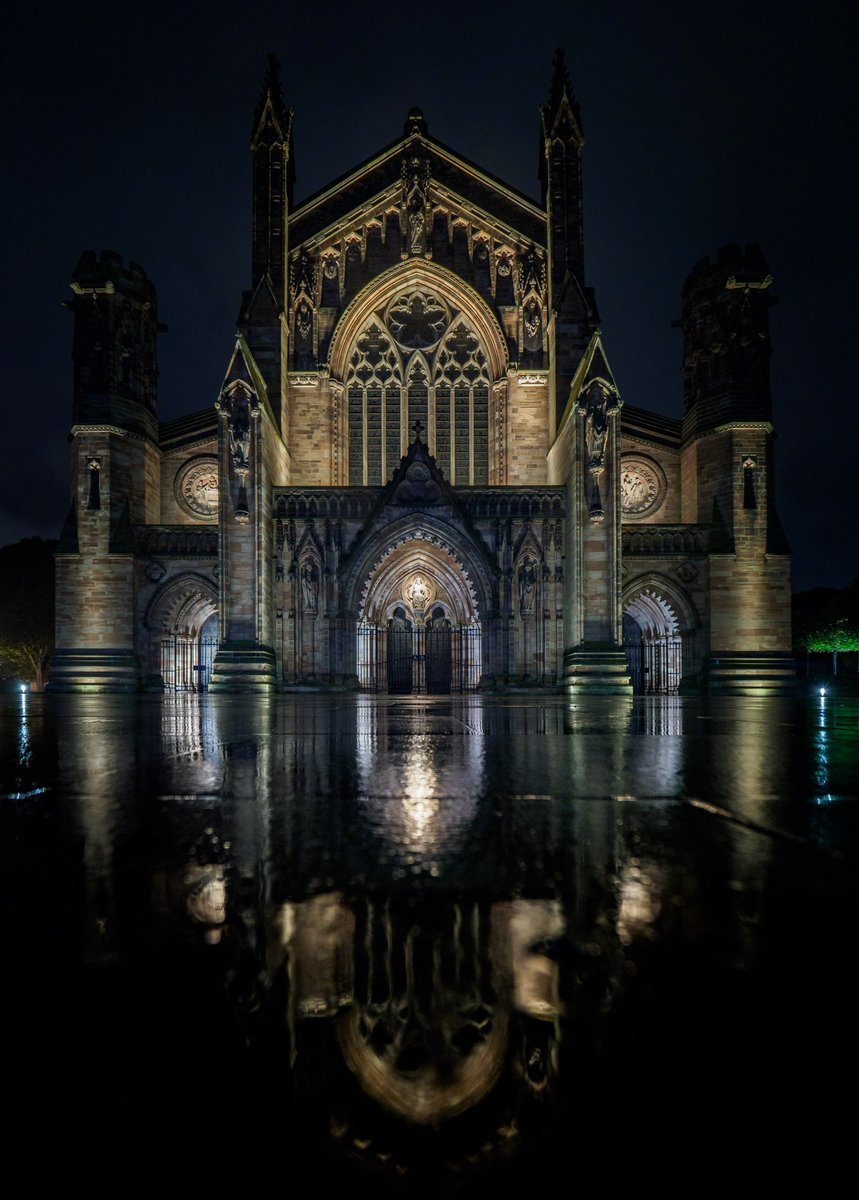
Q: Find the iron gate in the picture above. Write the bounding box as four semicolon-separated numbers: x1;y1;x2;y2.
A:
425;617;452;693
160;636;218;691
387;619;413;694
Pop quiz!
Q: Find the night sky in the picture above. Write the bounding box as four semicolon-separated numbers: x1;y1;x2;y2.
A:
2;1;856;591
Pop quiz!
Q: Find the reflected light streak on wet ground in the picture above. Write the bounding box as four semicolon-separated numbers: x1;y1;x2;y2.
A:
1;692;858;1192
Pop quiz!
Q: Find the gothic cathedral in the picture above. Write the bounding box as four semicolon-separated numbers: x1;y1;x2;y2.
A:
51;54;794;696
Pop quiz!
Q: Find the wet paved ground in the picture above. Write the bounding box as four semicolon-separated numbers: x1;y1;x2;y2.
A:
2;692;857;1191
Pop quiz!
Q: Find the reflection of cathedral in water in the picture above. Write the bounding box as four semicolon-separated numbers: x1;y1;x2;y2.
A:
61;696;603;1184
51;51;794;699
24;688;839;1186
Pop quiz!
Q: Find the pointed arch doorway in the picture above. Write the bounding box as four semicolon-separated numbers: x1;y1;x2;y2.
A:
357;539;480;694
144;574;219;691
623;582;697;694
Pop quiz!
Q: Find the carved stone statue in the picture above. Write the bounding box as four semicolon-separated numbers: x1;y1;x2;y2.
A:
229;419;251;476
301;563;318;611
407;194;426;256
518;556;537;615
578;380;618;476
402;151;430;258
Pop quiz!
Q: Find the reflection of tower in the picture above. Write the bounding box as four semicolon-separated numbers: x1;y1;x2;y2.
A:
278;892;565;1150
340;897;508;1123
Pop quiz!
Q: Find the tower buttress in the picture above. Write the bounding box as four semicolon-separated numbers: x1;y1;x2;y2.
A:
679;243;774;441
540;48;585;292
250;53;294;299
677;244;793;692
242;54;294;429
68;250;163;439
65;250;164;529
540;49;597;430
678;244;778;536
51;250;165;691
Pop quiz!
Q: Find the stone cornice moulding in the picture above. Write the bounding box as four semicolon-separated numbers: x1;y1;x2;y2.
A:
682;420;774;450
620;433;681;455
71;422;156;447
513;370;550;387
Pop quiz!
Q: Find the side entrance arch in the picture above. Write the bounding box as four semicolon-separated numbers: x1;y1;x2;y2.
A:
144;573;219;691
622;577;700;694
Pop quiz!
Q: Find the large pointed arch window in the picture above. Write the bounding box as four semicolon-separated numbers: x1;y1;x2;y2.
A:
343;290;492;485
346;322;401;486
433;320;489;485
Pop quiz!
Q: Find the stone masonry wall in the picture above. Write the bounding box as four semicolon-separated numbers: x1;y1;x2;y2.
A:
288;377;331;484
506;375;549;484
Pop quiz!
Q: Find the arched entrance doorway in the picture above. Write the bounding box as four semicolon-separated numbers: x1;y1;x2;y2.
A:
145;574;219;691
357;539;481;694
623;584;693;694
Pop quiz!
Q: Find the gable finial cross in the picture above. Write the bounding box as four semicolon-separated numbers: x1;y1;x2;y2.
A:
413;419;424;443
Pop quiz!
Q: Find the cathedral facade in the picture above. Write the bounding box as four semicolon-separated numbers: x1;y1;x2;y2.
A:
50;54;794;696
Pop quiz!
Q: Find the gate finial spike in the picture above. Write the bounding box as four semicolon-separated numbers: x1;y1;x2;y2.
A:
412;419;424;443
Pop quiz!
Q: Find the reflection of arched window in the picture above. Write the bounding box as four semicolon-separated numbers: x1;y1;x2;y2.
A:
343;290;491;485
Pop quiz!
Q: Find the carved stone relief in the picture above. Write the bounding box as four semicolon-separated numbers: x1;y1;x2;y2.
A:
619;455;667;519
175;457;219;519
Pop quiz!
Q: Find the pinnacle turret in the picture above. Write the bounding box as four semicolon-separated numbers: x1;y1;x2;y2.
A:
252;52;290;142
540;48;583;141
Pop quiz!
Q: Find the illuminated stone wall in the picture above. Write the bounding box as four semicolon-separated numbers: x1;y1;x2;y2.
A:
53;75;794;694
287;374;331;485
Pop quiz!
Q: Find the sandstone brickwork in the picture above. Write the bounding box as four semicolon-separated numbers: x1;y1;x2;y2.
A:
52;57;793;695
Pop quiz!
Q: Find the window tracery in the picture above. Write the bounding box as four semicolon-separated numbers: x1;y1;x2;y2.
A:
343;290;492;486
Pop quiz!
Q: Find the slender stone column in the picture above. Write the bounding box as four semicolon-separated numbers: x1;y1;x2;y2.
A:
563;379;632;695
210;381;276;691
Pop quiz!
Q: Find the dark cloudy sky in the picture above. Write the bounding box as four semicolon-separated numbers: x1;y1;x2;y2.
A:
1;0;856;591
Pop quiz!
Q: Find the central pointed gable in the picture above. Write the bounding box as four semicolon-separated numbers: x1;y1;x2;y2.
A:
339;430;497;582
289;124;546;253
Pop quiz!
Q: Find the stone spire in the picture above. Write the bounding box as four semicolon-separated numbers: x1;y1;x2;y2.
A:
250;53;295;292
252;52;290;142
538;48;593;428
541;47;582;139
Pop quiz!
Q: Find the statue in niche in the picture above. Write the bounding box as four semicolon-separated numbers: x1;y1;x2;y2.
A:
402;151;430;257
301;563;318;611
519;247;546;298
291;249;317;304
407;194;426;255
296;299;312;341
518;556;537;616
229;417;251;476
524;298;542;351
407;576;430;610
578;381;618;476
